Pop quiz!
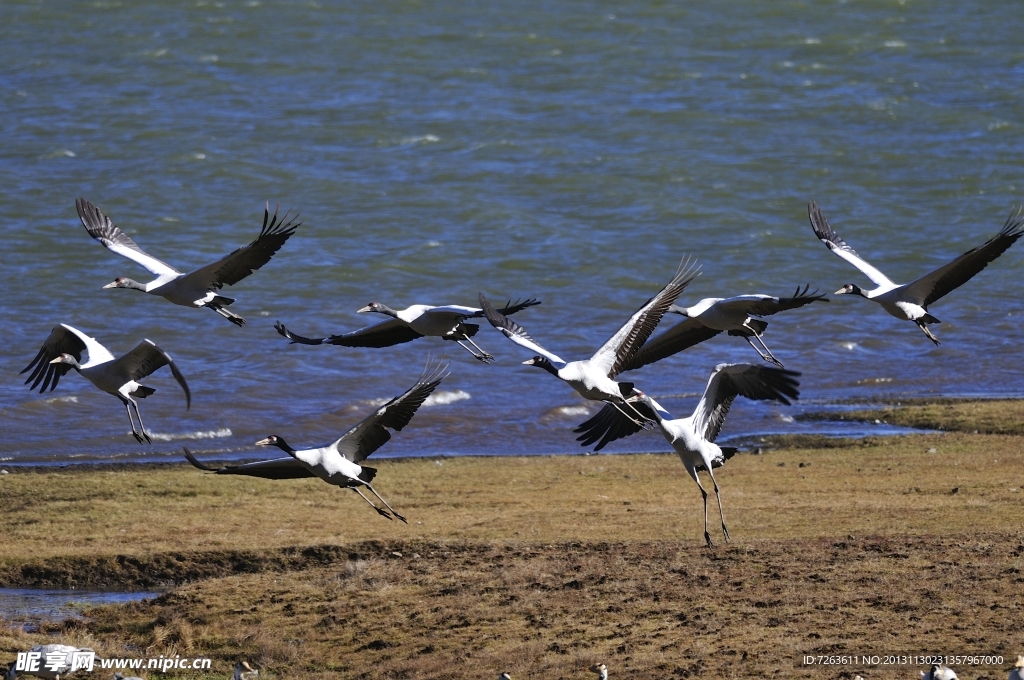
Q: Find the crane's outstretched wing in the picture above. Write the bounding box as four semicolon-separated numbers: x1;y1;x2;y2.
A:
589;256;701;378
332;359;449;463
808;201;895;290
717;285;828;317
692;364;800;442
479;293;566;366
573;396;666;451
77;198;181;282
903;207;1024;307
275;319;423;347
179;203;301;290
21;324;115;392
107;340;192;409
183;447;313;479
464;298;541;318
621;317;722;372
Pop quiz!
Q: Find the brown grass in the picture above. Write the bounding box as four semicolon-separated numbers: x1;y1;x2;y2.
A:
803;398;1024;435
1;431;1023;678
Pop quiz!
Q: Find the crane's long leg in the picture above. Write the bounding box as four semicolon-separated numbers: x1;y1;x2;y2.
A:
121;399;145;444
352;488;392;520
741;325;785;368
915;320;940;345
608;400;655;430
686;466;714;549
706;467;730;544
130;399;153;444
461;335;496;363
453;338;493;363
209;304;246;327
367;485;407;524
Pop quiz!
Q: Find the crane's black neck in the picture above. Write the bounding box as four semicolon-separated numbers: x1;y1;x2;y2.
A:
528;356;560;376
264;436;296;454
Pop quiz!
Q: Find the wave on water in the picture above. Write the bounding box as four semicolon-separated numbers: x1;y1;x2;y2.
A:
399;134;440;145
423;390;470;407
42;396;78;404
361;390;470;409
548;405;592;418
148;428;233;442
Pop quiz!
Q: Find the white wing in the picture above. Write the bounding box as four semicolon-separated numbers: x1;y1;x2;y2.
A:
478;293;566;366
589;256;700;378
62;323;115;366
77;198;181;281
22;324;115;393
691;363;800;442
808;201;896;290
417;305;480;316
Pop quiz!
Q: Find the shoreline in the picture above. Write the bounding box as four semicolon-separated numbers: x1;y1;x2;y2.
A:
5;396;1022;470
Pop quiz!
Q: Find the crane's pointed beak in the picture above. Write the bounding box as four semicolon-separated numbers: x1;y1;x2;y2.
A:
49;356;64;364
254;437;272;446
102;281;118;289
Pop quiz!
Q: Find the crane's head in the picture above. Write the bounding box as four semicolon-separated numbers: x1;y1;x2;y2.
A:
255;435;293;454
834;283;863;296
522;356;558;376
589;664;608;680
357;302;396;316
103;276;145;291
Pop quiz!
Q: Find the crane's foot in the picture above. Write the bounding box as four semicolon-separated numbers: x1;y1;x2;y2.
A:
474;352;495;364
393;511;408;524
722;524;731;543
132;431;145;444
375;507;394;521
704;531;715;549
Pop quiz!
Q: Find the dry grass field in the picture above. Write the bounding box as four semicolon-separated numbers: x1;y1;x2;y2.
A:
1;418;1023;679
804;397;1024;436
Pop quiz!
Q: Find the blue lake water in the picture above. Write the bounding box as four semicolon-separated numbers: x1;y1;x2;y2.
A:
1;0;1022;465
0;588;160;629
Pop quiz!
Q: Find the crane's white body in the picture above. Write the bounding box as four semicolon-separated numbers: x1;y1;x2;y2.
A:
808;201;1024;343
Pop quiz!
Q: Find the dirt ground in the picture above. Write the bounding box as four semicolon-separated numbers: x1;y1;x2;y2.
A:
1;426;1022;679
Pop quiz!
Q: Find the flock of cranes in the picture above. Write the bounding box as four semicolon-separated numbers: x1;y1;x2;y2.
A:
20;198;1024;547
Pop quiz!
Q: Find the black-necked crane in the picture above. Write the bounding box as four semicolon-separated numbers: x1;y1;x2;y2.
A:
275;298;540;363
623;286;826;370
479;257;699;424
808;200;1024;344
574;363;799;547
1008;656;1024;680
77;198;300;326
184;361;448;523
233;662;258;680
22;324;190;444
920;664;958;680
10;644;95;680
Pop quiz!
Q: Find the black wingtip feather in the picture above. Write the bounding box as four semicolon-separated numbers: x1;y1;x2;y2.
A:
183;446;220;472
274;321;325;345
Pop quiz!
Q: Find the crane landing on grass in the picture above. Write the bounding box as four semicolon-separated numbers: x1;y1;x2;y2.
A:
574;363;799;548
